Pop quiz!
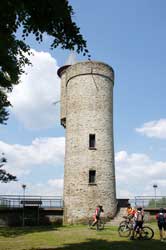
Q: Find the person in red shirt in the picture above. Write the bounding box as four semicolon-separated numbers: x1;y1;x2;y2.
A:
91;205;104;227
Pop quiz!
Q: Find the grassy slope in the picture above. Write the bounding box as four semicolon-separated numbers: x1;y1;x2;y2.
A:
0;223;165;250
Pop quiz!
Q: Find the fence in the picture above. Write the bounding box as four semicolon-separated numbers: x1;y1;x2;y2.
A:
0;195;63;208
1;195;166;210
129;196;166;209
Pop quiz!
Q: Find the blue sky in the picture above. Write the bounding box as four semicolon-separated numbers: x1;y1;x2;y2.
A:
0;0;166;198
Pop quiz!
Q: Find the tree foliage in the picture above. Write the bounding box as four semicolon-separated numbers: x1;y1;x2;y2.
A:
148;198;166;208
0;153;17;183
0;0;90;124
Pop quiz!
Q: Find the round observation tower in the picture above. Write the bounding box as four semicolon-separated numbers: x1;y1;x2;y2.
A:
58;61;117;223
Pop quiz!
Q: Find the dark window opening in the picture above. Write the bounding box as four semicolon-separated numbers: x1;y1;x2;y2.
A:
89;170;96;184
89;134;96;149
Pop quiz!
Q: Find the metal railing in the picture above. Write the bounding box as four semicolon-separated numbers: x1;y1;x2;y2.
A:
0;195;63;208
132;196;166;209
1;195;166;210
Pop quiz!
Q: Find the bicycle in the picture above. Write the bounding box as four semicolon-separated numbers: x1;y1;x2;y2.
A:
133;226;154;240
118;220;133;237
88;217;105;230
119;215;133;226
118;217;154;240
118;216;133;237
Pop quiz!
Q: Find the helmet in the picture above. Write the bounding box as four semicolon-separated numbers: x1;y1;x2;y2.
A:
159;208;164;213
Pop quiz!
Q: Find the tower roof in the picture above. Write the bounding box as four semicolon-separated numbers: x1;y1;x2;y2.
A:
57;52;77;78
57;65;71;78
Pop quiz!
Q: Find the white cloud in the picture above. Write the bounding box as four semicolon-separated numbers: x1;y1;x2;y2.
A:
0;137;65;196
1;138;166;199
8;49;60;129
0;137;65;177
48;178;64;188
136;119;166;139
115;151;166;198
0;178;63;196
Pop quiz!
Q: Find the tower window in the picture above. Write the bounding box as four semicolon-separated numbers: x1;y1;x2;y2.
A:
89;134;96;149
89;170;96;184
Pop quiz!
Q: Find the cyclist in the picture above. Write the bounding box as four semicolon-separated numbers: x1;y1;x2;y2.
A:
156;208;166;242
126;203;135;220
91;205;104;227
130;207;144;240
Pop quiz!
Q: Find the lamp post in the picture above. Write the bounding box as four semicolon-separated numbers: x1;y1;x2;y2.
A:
153;184;158;208
22;184;26;198
22;184;26;226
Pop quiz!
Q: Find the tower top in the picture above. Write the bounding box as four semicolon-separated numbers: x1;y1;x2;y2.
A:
57;52;77;77
57;65;71;78
57;60;114;80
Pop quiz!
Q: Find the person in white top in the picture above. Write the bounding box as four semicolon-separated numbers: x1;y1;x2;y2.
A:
130;207;144;240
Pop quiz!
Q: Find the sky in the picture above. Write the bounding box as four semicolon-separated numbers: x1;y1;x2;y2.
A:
1;0;166;199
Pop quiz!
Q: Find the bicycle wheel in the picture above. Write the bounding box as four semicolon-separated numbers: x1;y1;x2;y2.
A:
118;224;131;237
97;219;105;230
88;219;93;229
140;226;154;240
119;220;127;226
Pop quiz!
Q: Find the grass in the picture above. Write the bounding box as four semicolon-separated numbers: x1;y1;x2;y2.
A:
0;223;165;250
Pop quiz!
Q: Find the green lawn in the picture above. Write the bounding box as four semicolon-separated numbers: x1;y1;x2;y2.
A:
0;223;165;250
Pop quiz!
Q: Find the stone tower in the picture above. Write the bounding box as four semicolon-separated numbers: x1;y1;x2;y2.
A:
58;61;117;223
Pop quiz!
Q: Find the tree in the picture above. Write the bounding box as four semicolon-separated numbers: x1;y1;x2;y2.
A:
148;197;166;208
0;0;90;124
0;153;17;183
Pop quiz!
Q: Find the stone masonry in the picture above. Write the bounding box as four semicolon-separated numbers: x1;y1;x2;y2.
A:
58;61;117;223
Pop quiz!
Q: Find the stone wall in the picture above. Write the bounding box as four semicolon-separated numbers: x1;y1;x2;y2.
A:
0;207;63;226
